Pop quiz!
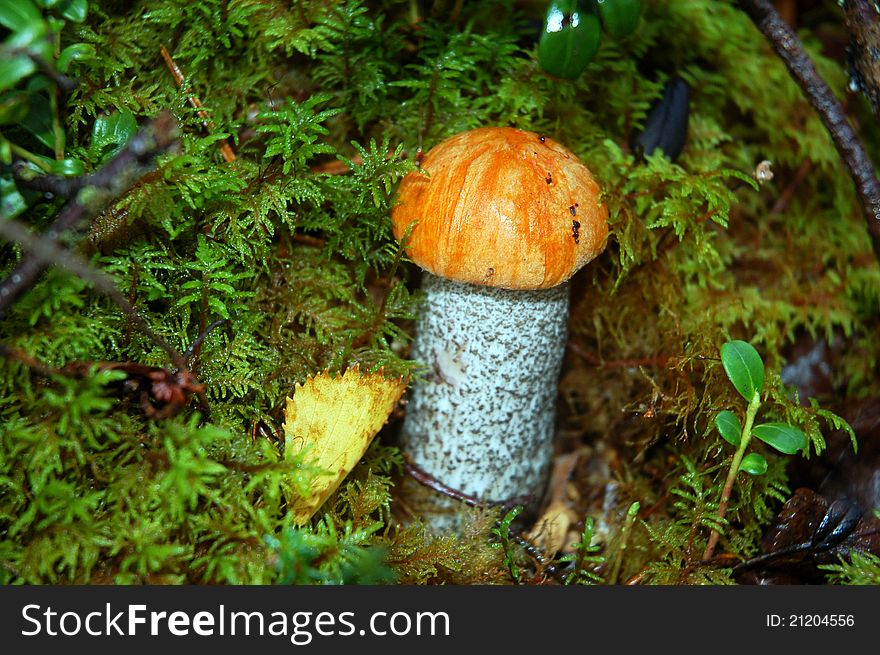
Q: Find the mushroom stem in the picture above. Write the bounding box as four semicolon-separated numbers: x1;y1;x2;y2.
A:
400;273;569;529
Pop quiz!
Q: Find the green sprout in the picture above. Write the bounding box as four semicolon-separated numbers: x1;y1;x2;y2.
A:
715;340;807;475
490;506;524;583
704;339;807;559
559;517;604;585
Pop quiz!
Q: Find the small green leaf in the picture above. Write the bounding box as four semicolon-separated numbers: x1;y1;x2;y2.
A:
597;0;642;39
48;157;85;175
8;21;52;61
752;423;807;455
714;410;742;446
538;0;602;80
0;91;29;124
58;0;87;22
207;296;230;319
0;0;41;31
1;175;28;219
739;453;768;476
57;42;95;72
91;109;137;155
720;340;764;402
18;90;56;150
0;56;36;93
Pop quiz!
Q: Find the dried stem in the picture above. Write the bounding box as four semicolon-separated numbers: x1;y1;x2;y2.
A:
738;0;880;261
842;1;880;116
160;45;236;163
403;455;537;513
0;215;183;368
0;112;179;318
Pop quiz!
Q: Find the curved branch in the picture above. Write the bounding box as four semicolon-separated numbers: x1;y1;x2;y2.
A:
0;112;178;317
739;0;880;261
842;0;880;116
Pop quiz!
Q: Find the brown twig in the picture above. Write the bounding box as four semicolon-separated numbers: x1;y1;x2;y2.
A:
160;45;236;163
567;342;670;369
0;112;179;318
403;455;564;583
0;47;78;95
403;455;537;513
842;1;880;116
0;214;182;367
769;158;813;215
738;0;880;261
310;154;363;175
0;343;57;378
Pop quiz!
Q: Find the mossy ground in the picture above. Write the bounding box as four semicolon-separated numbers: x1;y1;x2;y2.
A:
1;0;878;584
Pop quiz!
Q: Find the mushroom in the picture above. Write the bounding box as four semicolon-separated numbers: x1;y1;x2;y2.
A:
391;126;609;528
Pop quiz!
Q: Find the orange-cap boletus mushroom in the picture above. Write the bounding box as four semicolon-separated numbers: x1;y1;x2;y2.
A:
392;126;608;528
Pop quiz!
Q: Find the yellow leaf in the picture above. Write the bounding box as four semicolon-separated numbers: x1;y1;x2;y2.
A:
526;500;577;555
284;365;406;524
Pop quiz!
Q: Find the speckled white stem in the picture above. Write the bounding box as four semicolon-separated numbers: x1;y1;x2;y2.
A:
400;273;569;529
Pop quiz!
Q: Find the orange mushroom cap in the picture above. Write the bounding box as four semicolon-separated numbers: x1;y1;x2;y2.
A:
391;126;609;290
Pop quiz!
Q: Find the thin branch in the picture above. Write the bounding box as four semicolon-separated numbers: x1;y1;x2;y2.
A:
403;455;564;583
842;1;880;116
0;215;184;368
403;455;537;513
14;161;92;197
738;0;880;261
183;317;230;365
0;46;78;94
160;45;236;163
0;111;178;318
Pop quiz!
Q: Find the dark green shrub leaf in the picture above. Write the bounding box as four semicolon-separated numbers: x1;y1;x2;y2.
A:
57;42;95;72
714;410;741;446
0;91;29;124
0;56;36;93
47;157;84;175
1;175;28;219
537;0;602;80
752;422;807;455
0;0;41;31
91;109;136;155
59;0;88;22
720;340;764;402
18;90;57;151
739;453;768;476
597;0;641;39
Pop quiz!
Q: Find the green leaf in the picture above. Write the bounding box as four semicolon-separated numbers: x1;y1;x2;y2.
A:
597;0;642;40
58;0;87;22
0;56;36;93
1;175;28;219
739;453;768;476
0;91;29;124
752;423;807;455
57;42;95;72
47;157;85;175
538;0;602;80
18;90;55;150
0;0;41;31
91;109;136;155
714;410;741;446
720;340;764;401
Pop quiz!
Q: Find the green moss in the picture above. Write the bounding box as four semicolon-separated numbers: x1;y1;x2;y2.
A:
1;0;878;584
